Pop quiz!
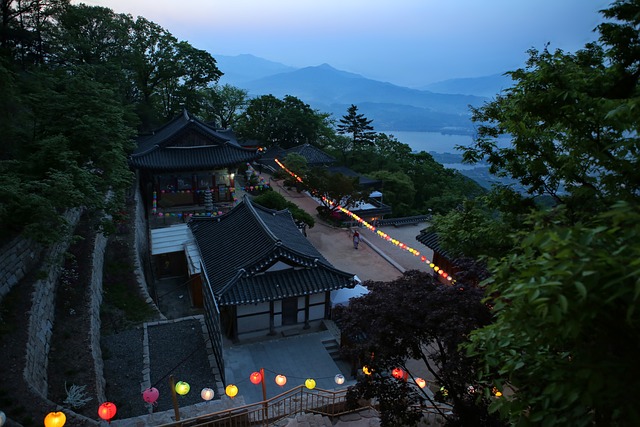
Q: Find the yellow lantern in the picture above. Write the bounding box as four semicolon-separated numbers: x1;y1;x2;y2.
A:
362;365;372;376
415;378;426;389
44;412;66;427
175;381;190;396
201;387;214;401
275;374;287;387
226;384;238;398
305;378;316;390
492;387;503;397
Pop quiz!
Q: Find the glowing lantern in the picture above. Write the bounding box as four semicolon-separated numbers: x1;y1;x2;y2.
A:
467;385;475;394
142;387;159;404
275;374;287;386
250;371;262;385
201;388;215;401
440;386;449;398
391;368;404;379
98;402;117;422
0;411;6;427
415;378;426;389
175;381;190;396
334;374;345;385
44;411;66;427
362;365;372;376
305;378;316;390
226;384;238;398
492;387;503;397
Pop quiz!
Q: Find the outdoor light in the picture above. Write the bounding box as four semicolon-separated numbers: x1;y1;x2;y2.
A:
98;402;117;423
305;378;316;390
250;371;262;385
0;411;5;427
334;374;345;385
175;381;190;396
142;387;159;404
201;388;215;401
44;412;66;427
391;368;404;379
275;374;287;386
362;365;372;376
415;378;426;388
492;387;503;397
226;384;238;398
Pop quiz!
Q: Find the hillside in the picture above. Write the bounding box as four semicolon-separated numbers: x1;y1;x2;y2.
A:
234;63;487;133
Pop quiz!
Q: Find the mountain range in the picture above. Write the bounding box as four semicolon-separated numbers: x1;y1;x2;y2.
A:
214;54;509;134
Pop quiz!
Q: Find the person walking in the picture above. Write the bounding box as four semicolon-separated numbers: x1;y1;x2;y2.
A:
353;230;360;249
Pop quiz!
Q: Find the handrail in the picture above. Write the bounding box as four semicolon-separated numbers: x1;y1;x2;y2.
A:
157;385;364;427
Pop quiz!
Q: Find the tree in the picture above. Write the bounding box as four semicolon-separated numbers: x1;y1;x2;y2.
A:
462;15;640;218
336;104;376;158
466;202;640;426
200;83;248;128
336;270;502;427
368;170;416;217
235;94;333;149
457;2;640;425
304;167;367;215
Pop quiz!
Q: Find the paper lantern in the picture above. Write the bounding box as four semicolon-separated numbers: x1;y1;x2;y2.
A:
0;411;6;427
362;365;372;376
415;378;426;389
304;378;316;390
391;368;404;379
275;374;287;386
98;402;117;422
142;387;159;404
492;387;503;397
250;371;262;385
175;381;190;396
334;374;345;385
201;388;215;401
226;384;238;398
44;411;66;427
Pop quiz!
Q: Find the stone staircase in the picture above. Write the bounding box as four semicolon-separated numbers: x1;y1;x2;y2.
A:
276;409;381;427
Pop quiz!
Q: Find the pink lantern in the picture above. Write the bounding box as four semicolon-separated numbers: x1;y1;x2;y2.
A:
142;387;159;404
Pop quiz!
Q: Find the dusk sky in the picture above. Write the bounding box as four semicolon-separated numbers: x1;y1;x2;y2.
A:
77;0;610;87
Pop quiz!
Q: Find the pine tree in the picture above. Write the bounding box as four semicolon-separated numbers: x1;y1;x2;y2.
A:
336;104;376;152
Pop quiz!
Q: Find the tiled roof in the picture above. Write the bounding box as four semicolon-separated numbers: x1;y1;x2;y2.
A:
129;110;260;171
327;166;381;187
189;196;355;305
285;144;336;165
416;231;452;259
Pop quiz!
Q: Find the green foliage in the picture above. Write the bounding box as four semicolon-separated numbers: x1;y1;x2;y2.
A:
335;104;376;161
368;170;415;217
251;190;315;229
304;167;367;213
236;94;333;149
466;202;640;426
199;84;248;128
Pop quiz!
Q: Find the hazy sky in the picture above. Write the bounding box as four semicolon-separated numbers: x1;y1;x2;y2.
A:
77;0;611;87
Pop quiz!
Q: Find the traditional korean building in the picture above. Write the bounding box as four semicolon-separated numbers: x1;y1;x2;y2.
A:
416;230;456;285
189;195;357;343
129;110;261;216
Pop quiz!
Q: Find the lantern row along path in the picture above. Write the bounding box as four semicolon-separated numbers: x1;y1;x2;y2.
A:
109;176;436;425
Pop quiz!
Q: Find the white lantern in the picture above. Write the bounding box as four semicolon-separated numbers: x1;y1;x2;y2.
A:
334;374;345;385
201;387;215;401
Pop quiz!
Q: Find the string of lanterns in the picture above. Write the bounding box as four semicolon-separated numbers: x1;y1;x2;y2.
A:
274;159;454;282
42;366;501;425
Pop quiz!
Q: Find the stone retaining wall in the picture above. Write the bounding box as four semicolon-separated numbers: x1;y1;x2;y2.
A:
90;230;109;404
0;234;43;301
23;208;82;397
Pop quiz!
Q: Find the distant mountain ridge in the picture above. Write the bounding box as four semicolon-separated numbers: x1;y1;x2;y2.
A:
420;73;513;98
214;54;507;134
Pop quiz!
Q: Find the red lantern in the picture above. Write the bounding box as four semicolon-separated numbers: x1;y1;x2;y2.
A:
250;371;262;385
391;368;404;379
142;387;159;404
98;402;117;422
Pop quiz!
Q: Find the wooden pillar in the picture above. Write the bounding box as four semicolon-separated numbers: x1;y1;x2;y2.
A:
269;300;276;335
303;295;310;329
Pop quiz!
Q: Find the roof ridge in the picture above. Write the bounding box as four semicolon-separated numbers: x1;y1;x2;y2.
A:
243;195;281;244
